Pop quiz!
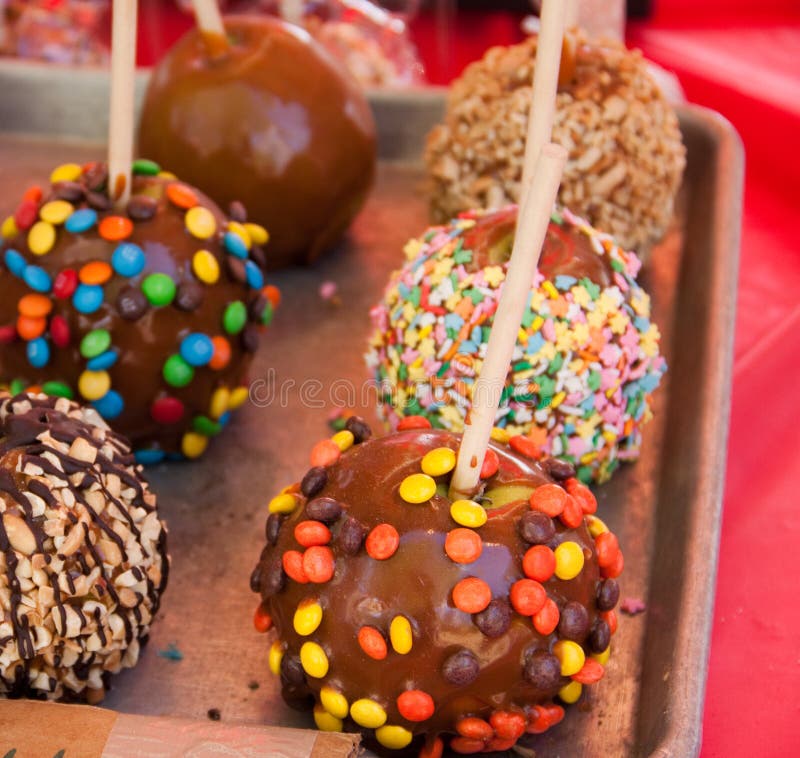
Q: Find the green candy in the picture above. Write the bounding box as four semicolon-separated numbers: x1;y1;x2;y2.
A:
193;415;222;436
132;158;161;176
42;381;74;399
80;329;111;359
163;354;194;388
260;301;274;327
9;379;26;395
223;301;247;334
142;273;176;307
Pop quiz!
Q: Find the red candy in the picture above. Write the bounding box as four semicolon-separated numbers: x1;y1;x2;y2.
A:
509;578;546;616
449;737;484;755
532;597;560;635
397;415;432;431
486;737;516;752
527;704;565;734
566;477;597;514
455;717;493;741
559;494;584;528
444;528;483;564
365;523;400;560
52;269;78;299
253;604;273;633
595;532;620;567
49;315;70;348
572;658;605;684
509;435;541;460
522;545;555;582
529;483;567;517
282;550;309;583
294;520;331;547
151;396;186;425
396;689;435;722
302;545;335;583
479;448;499;479
0;325;16;344
602;609;618;635
602;548;624;579
14;199;37;230
310;439;341;468
418;737;444;758
357;626;388;660
489;710;526;740
452;577;492;613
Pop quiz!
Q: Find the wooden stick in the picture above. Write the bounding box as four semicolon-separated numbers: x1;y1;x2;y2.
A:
449;144;567;499
108;0;137;209
520;0;567;197
191;0;225;37
565;0;580;28
280;0;304;25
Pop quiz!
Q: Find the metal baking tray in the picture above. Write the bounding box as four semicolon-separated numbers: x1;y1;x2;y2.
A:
0;74;742;757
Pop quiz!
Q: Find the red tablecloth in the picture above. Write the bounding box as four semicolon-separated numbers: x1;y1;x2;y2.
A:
82;2;800;753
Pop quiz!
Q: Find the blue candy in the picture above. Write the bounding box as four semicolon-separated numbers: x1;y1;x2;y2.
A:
112;242;146;277
87;350;119;371
4;249;26;277
135;448;166;465
179;333;214;367
73;284;104;314
27;337;50;368
93;389;124;420
245;260;264;289
224;231;249;259
64;208;98;234
23;265;52;293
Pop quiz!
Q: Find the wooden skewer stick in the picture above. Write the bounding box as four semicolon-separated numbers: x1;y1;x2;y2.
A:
108;0;137;209
449;143;567;499
565;0;580;28
191;0;229;57
520;0;568;199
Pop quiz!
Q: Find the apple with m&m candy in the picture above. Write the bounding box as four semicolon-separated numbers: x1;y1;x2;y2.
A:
0;160;279;462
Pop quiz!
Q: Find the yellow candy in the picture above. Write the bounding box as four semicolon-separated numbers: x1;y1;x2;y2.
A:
331;429;355;452
245;222;269;245
586;515;609;538
1;215;18;240
314;704;343;732
39;200;73;225
185;207;217;240
268;641;284;675
558;680;583;704
269;493;299;514
421;447;456;477
350;698;387;729
181;432;208;459
553;640;586;677
320;686;349;719
192;250;220;285
554;541;585;580
158;170;178;180
490;427;510;444
293;599;323;636
78;370;110;401
229;386;249;410
28;221;56;256
591;645;611;666
398;473;436;504
49;163;82;183
228;221;252;249
389;615;412;655
209;387;230;419
551;391;566;408
542;280;559;299
300;641;329;678
450;499;487;528
376;725;413;750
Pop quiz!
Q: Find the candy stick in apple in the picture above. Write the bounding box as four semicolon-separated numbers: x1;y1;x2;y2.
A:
190;0;228;56
449;143;566;499
108;0;137;208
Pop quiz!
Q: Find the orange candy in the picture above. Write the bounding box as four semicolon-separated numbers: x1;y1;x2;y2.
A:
572;658;605;684
566;477;597;514
209;336;232;370
489;710;526;740
166;182;198;209
98;215;133;241
357;626;388;660
302;546;335;583
418;736;444;758
310;439;341;467
595;532;620;568
17;294;52;319
282;550;309;584
253;604;273;633
509;435;541;460
294;520;331;547
16;315;46;341
263;284;281;309
444;528;482;564
22;185;43;204
532;597;560;635
486;737;516;752
365;523;400;560
559;494;584;528
479;448;499;479
396;689;435;722
79;260;113;285
602;549;624;579
455;717;493;741
449;737;484;755
527;704;565;734
397;415;432;431
529;484;567;517
602;609;618;635
522;545;555;582
509;578;546;616
452;577;492;613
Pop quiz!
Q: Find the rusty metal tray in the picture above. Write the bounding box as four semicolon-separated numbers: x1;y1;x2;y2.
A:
0;85;742;756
